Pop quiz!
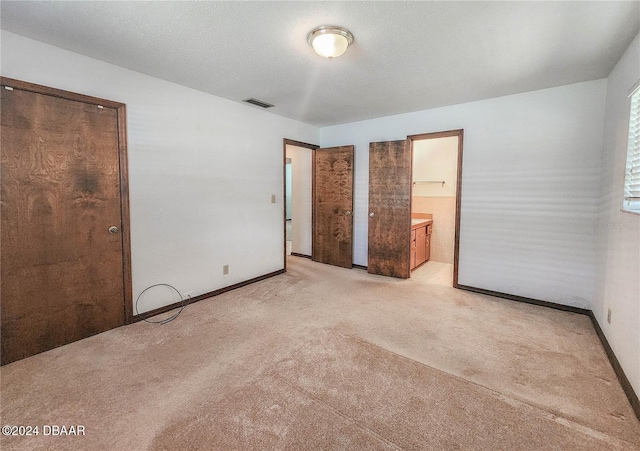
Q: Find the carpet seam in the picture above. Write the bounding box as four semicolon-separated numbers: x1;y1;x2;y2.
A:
271;373;404;450
338;331;640;449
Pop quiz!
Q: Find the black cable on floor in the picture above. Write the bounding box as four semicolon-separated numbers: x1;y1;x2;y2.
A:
135;283;192;325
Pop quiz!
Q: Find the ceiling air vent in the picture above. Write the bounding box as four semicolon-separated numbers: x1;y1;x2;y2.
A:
243;98;274;109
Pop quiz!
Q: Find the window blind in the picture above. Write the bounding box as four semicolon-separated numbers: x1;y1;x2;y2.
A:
624;87;640;211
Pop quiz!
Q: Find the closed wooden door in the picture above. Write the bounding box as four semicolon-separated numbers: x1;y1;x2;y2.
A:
368;140;412;278
1;79;130;365
313;146;354;268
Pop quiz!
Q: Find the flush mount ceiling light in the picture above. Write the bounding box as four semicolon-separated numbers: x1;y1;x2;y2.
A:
307;25;354;60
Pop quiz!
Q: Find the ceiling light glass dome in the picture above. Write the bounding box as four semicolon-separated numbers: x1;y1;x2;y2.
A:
307;26;354;60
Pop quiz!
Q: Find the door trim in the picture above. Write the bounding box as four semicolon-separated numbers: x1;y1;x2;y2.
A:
282;139;318;271
0;77;133;324
408;129;464;287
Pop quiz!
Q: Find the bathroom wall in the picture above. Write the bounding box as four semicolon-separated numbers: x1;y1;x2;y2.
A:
413;197;455;264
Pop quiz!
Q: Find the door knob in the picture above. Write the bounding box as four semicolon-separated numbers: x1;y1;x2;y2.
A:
369;212;375;217
345;211;352;216
108;226;119;234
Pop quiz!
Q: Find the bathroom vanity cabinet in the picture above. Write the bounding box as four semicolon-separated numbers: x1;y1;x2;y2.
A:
410;219;432;270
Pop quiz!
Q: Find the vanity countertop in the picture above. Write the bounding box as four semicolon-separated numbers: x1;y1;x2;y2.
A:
411;218;433;229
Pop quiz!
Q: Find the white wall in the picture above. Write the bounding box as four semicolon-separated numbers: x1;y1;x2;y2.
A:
285;145;313;256
594;33;640;398
412;136;458;197
321;80;607;308
1;31;319;313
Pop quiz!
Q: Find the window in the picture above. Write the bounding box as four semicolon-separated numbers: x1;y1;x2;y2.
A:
623;86;640;213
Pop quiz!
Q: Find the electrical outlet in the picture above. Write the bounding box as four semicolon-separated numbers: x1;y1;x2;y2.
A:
183;291;193;299
223;264;229;275
271;194;276;204
607;308;612;324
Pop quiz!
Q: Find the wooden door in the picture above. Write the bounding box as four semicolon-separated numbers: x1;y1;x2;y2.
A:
1;79;131;365
313;146;354;268
367;140;412;278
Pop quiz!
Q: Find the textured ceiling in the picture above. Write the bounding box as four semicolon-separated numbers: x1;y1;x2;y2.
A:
1;1;638;126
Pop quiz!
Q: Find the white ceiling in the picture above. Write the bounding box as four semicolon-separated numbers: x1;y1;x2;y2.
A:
1;1;638;127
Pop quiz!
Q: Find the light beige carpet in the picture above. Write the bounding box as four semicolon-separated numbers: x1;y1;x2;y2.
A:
1;256;639;450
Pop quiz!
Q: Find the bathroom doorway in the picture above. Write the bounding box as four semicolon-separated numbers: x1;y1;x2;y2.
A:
408;130;463;287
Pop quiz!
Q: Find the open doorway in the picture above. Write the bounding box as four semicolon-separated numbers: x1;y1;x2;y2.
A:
285;158;292;254
408;130;463;287
283;139;317;269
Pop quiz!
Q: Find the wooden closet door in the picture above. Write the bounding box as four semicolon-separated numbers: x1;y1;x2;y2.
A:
313;146;354;268
367;140;412;278
1;81;128;365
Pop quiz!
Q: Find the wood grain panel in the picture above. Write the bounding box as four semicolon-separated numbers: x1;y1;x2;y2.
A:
313;146;354;268
368;140;411;278
1;84;126;365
